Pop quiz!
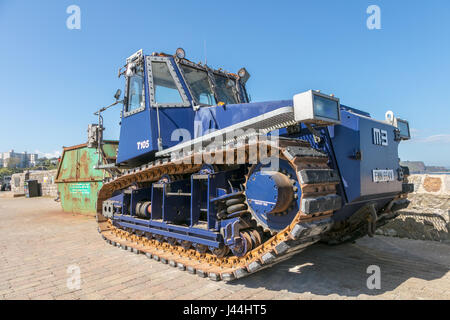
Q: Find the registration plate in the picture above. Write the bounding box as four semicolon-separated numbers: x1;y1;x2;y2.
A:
372;169;395;182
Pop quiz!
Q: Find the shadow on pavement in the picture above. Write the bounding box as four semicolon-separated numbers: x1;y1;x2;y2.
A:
228;237;449;297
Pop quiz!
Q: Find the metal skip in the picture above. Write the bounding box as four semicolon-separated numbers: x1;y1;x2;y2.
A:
55;141;118;215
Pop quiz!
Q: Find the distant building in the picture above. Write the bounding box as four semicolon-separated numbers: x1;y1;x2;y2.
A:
0;150;39;168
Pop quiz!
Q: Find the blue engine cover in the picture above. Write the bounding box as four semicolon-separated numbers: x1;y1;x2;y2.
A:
330;110;402;203
194;100;292;135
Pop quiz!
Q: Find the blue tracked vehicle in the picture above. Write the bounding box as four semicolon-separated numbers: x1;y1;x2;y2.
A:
95;48;413;280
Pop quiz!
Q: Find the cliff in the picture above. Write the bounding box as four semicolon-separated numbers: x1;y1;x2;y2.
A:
400;161;449;173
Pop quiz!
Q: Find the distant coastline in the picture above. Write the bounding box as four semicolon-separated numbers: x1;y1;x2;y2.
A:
400;161;450;175
422;172;450;175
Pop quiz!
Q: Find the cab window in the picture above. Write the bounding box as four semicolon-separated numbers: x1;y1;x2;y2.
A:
151;61;184;104
127;66;145;112
213;75;238;105
180;65;215;105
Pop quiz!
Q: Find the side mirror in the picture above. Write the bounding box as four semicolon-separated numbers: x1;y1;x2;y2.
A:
114;89;121;101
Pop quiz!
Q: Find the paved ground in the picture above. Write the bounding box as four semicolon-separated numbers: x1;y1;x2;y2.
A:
0;195;449;300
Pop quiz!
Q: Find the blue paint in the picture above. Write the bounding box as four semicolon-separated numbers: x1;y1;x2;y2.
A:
109;49;408;253
245;158;300;231
194;100;292;136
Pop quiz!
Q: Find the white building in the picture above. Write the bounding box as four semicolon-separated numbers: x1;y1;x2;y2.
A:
0;150;39;168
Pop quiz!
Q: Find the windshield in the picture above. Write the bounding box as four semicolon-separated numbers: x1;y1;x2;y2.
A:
180;65;239;105
180;65;215;105
213;74;238;105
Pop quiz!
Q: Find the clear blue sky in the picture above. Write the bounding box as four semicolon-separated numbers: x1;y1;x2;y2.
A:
0;0;449;166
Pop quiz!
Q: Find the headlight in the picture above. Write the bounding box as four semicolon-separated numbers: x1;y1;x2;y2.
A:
385;111;411;140
175;47;185;59
395;118;411;140
313;95;340;121
237;67;250;84
293;90;341;125
125;62;136;77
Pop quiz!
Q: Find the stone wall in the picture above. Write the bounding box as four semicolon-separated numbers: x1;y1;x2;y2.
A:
11;170;58;197
408;174;450;196
377;174;450;242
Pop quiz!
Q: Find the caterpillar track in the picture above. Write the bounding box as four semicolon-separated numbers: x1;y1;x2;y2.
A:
96;138;342;281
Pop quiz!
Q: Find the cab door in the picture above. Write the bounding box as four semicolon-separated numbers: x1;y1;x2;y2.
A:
146;56;195;152
116;53;194;165
116;50;154;165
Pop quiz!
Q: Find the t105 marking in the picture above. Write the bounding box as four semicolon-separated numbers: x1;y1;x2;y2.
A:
137;140;150;150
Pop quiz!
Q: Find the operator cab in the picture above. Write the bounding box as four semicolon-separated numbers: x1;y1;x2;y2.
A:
123;48;250;110
116;48;251;166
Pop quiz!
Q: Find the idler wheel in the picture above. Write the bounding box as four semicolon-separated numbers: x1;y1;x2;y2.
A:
249;230;262;248
230;231;253;257
195;244;208;254
209;245;230;258
181;240;192;250
167;237;177;246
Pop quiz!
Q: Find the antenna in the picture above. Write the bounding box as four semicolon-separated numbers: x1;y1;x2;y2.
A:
204;40;207;65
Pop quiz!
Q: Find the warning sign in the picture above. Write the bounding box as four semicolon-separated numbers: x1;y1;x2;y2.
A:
69;183;91;194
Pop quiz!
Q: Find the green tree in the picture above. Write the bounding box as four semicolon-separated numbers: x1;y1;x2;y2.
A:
0;167;22;180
